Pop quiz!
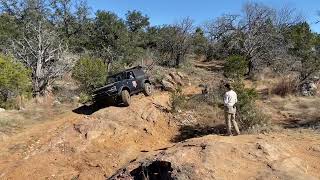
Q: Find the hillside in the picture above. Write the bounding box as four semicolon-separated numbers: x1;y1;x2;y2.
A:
111;131;320;180
0;61;320;180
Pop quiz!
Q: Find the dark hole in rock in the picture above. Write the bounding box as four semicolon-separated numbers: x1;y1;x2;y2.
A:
130;161;174;180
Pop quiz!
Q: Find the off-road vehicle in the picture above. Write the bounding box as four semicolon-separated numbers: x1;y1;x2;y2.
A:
92;66;152;106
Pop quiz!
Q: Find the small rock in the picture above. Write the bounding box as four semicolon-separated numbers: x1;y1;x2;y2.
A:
141;111;149;120
52;100;61;106
177;72;186;79
146;111;158;122
309;145;320;152
0;108;5;112
143;128;152;135
86;130;103;140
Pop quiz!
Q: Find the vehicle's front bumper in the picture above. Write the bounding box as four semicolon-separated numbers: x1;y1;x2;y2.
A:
93;90;118;101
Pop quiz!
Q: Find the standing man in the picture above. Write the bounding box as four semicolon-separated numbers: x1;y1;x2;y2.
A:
224;83;240;136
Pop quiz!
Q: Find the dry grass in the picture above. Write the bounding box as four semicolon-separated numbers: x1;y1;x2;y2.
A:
262;95;320;130
271;78;298;97
270;95;320;118
170;87;225;127
0;98;73;135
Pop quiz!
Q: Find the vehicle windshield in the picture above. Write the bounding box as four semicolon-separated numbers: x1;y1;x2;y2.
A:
107;77;117;84
107;73;123;84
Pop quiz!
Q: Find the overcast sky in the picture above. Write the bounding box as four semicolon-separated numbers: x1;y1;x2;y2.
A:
88;0;320;32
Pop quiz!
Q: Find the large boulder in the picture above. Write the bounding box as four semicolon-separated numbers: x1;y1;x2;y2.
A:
301;79;319;96
169;72;183;86
161;79;176;92
160;71;188;92
109;135;319;180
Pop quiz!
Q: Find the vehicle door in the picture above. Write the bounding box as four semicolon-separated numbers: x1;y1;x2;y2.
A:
132;69;144;91
125;71;139;94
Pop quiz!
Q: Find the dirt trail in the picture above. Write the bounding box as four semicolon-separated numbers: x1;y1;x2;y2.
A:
0;91;177;179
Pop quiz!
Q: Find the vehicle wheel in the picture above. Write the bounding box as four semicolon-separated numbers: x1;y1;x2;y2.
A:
143;83;153;96
121;90;131;106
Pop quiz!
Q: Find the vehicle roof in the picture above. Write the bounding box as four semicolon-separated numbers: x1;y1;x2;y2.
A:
109;66;144;77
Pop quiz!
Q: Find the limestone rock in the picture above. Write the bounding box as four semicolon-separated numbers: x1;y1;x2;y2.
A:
301;81;318;96
310;144;320;152
267;157;318;180
160;71;187;92
177;71;186;79
169;72;183;86
161;79;175;92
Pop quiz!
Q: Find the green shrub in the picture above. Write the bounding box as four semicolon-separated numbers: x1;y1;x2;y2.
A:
237;104;270;131
0;54;31;109
170;87;188;113
231;81;270;131
79;92;92;104
108;60;126;75
72;56;107;94
232;81;258;109
224;55;248;79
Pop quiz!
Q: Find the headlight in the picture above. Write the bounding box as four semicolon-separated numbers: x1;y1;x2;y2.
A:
109;86;117;92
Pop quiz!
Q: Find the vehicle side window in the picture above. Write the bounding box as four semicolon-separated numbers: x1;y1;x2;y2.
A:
117;74;122;81
127;71;135;79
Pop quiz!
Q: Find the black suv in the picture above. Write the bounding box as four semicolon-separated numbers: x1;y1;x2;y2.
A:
92;66;152;106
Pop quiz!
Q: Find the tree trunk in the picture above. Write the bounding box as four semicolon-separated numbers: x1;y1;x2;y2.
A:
246;59;254;78
175;53;181;67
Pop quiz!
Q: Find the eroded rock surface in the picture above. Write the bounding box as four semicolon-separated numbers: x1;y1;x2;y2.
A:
110;133;320;180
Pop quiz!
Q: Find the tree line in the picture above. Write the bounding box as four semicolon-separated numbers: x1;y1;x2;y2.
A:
0;0;319;105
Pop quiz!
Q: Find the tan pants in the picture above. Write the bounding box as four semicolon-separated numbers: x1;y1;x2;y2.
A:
224;106;240;135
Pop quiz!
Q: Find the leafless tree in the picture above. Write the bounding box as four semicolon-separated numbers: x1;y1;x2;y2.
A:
203;14;241;60
202;2;303;76
173;17;194;66
276;5;304;28
12;15;71;96
204;14;239;41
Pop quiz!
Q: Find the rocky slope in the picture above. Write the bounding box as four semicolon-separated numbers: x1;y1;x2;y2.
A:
110;130;320;180
0;63;319;180
0;92;177;179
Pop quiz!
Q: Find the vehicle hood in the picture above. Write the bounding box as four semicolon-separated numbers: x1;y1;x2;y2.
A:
93;83;117;94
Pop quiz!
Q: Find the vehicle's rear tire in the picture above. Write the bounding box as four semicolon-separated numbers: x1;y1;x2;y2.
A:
143;83;153;96
121;90;131;106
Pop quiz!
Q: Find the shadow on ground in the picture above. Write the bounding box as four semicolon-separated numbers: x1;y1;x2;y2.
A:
283;117;320;130
72;103;106;115
73;99;122;115
171;124;227;143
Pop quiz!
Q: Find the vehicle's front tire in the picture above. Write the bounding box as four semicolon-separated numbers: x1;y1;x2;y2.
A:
143;83;153;96
121;90;131;106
